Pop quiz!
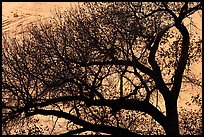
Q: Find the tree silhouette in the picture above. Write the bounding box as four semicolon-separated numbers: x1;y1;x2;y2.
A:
2;2;202;135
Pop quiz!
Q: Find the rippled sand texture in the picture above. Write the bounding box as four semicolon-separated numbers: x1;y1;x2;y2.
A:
2;2;77;35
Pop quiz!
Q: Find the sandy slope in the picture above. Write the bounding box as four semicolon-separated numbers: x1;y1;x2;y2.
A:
2;2;77;35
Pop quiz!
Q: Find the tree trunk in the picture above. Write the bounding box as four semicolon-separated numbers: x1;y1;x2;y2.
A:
165;97;180;135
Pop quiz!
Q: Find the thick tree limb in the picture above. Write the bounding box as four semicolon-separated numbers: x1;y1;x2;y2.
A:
89;99;167;130
29;96;167;131
148;23;173;100
28;109;139;136
78;59;156;82
3;93;167;132
163;2;191;98
171;22;189;98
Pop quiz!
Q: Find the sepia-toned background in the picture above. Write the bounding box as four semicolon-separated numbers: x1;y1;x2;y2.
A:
2;2;202;134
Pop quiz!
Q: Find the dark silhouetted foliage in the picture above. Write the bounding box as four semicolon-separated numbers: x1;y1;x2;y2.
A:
2;2;202;135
